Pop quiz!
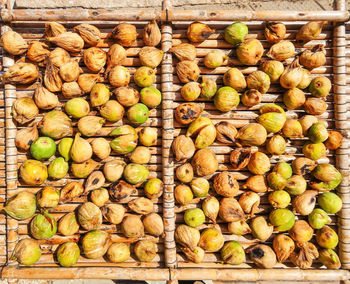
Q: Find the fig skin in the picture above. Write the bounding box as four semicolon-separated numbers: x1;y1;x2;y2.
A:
213;171;239;197
191;148;218;176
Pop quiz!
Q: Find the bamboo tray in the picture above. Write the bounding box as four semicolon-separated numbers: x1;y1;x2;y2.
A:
0;0;350;281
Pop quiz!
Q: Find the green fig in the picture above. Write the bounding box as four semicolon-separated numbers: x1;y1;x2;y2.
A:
308;122;328;143
56;242;80;267
214;86;240;112
123;163;149;184
58;137;73;161
237;39;264;65
20;160;48;185
30;136;56;160
267;172;287;190
90;83;110;107
268;190;291;209
302;142;326;160
308;208;330;229
200;77;217;99
224;22;248;45
30;211;57;240
11;239;41;266
285;175;307;195
134;66;156;87
36;186;60;209
140;87;162;108
221;241;246;265
318;249;341;269
4;191;36;220
273;162;292;179
198;228;225;252
269;209;295;231
312;164;343;182
48;157;69;179
144;178;164;199
127;103;149;125
184;208;205;228
190;178;209;197
110;125;138;154
65;98;90;119
318;192;342;214
316;225;338;249
309;76;331;98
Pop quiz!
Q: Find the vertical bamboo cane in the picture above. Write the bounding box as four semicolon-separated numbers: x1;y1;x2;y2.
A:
1;25;19;269
161;0;177;269
333;0;350;270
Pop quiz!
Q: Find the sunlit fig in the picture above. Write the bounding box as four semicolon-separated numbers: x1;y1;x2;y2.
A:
297;68;312;89
143;212;164;237
296;21;328;42
71;159;100;179
128;197;153;215
12;97;38;125
325;130;342;150
139;46;163;68
319;249;341;269
221;241;246;265
237;39;264;65
299;115;318;135
170;43;196;61
224;22;248;45
73;23;101;46
248;152;270;175
204;50;228;68
202;196;219;223
290;241;319;269
83;47;106;73
308;208;331;229
285;175;307;195
264;22;286;43
109;180;136;202
283;88;305;110
103;159;125;183
279;57;303;89
172;135;195;162
127;103;149;126
309;76;331;98
282;119;303;138
273;162;293;179
184;208;205;228
190;178;209;197
143;20;161;47
78;202;102;231
27;41;50;63
230;148;252;170
58;212;79;236
0;30;28;55
187;22;214;43
316;225;338;249
175;184;193;206
198;227;224;252
49;47;70;68
90;188;109;207
312;163;342;182
318;192;342;214
292;190;318;215
219;198;245;222
30;211;57;239
134;240;157;262
175;224;200;250
4;191;36;220
107;243;130;263
269;209;295;232
110;125;138;154
140;86;162;108
228;220;251;235
81;230;111;259
213;171;239;197
257;112;286;133
106;44;126;72
102;204;125;225
109;23;137;47
20;160;47;186
56;242;80;267
90;138;111;160
123;163;149;185
248;244;277;268
47;32;84;52
134;66;156;88
292;157;317;175
267;172;287;190
251;216;273;241
268;190;291;209
59;60;80;82
289;220;313;242
109;66;130;87
144;178;164;199
15;123;38;151
121;215;144;238
60;181;84;202
246;70;270;94
181;82;201;101
243;175;268;193
302;142;326;160
176;60;200;83
175;103;204;125
267;40;295;61
11;239;41;265
300;44;326;69
70;133;92;163
48;157;69;179
260;60;284;82
192;148;218;176
223;68;246;91
39;110;73;139
273;234;295;263
241;89;261;107
266;135;286;155
215;121;237;144
236;123;267;146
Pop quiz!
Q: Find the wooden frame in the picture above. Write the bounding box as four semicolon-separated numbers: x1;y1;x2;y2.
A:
1;0;350;281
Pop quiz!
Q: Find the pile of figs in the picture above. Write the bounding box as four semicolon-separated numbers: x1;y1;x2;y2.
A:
173;21;344;269
2;21;164;266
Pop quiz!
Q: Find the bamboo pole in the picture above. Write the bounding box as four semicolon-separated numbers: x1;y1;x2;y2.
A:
161;0;177;269
2;266;170;280
170;268;350;281
166;10;349;22
1;25;19;268
0;9;348;23
333;0;350;270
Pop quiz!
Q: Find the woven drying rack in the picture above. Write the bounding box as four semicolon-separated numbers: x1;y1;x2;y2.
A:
0;0;349;282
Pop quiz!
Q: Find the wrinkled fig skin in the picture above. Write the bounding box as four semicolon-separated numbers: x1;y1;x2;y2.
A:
290;241;319;269
11;239;41;266
319;249;341;269
230;148;252;170
109;180;136;202
248;244;277;268
175;224;200;251
192;148;218;176
77;202;102;231
175;103;204;125
292;190;318;216
213;171;239;197
172;135;195;162
219;198;245;222
264;22;287;43
58;212;80;236
291;157;317;175
60;181;84;202
273;234;295;263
